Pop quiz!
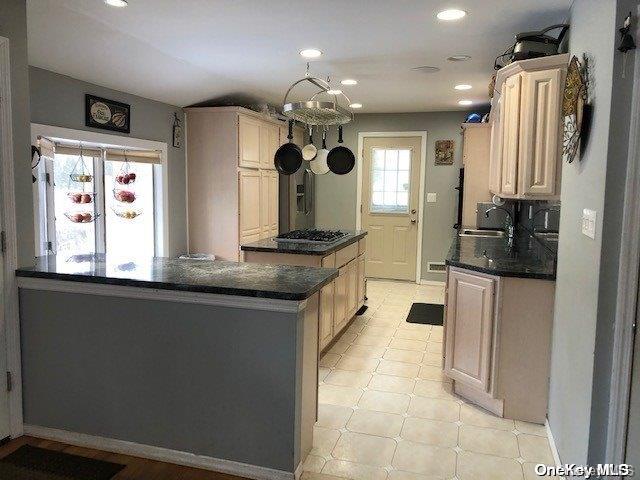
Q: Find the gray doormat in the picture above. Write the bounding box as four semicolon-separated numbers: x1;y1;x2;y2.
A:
0;445;125;479
406;302;444;325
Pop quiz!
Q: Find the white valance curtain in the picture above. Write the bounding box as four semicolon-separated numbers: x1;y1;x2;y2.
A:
37;136;162;165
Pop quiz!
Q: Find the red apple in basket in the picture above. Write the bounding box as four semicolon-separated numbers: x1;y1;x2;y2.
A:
81;213;92;222
127;173;136;181
72;213;84;223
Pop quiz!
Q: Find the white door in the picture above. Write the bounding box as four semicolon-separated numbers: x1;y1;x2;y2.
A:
626;316;639;467
0;96;12;439
361;136;422;281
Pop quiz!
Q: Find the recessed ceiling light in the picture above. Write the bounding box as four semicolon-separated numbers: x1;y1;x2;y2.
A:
341;79;358;86
458;100;473;106
447;54;471;62
300;48;322;59
454;84;472;90
327;89;343;95
104;0;128;7
349;103;363;109
411;66;441;73
437;9;467;21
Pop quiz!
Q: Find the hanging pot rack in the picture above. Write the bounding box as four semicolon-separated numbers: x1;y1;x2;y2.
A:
282;75;353;126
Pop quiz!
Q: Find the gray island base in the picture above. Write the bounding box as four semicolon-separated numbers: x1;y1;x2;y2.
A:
17;255;337;480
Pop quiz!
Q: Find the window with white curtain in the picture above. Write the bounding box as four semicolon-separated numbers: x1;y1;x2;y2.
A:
37;139;162;258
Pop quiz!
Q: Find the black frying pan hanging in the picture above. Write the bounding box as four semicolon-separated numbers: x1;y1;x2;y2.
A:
327;125;355;175
274;120;302;175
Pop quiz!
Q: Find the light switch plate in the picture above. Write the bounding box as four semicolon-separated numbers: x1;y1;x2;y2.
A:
426;193;437;203
581;208;596;239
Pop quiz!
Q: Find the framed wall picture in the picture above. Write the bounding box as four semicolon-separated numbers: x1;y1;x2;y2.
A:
85;94;131;134
435;140;455;165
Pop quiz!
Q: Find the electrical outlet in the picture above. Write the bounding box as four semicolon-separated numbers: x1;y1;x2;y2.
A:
426;193;437;203
581;209;596;239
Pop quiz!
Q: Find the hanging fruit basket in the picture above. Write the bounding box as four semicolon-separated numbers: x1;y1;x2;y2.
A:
113;189;136;203
67;192;96;204
64;212;100;224
69;147;93;183
111;207;143;220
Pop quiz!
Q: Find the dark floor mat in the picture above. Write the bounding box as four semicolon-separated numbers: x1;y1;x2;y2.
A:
0;445;125;480
406;302;444;325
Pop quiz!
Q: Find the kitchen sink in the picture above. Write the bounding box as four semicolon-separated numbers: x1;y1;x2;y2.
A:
459;228;505;238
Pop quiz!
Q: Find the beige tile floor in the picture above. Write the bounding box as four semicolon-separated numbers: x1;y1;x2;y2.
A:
303;280;557;480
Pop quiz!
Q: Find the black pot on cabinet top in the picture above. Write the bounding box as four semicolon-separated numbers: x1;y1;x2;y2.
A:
274;120;302;175
327;125;355;175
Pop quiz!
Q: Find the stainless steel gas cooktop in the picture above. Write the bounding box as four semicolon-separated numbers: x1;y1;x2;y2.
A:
274;229;349;244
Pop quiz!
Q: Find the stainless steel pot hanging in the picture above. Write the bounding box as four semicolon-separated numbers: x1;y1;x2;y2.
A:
282;76;353;126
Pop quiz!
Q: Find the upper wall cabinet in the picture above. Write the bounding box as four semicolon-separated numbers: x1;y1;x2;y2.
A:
489;54;568;200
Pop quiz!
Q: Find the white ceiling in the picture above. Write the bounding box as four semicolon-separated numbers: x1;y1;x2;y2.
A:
27;0;570;112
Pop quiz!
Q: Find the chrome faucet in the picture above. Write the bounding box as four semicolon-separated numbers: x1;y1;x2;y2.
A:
485;206;515;242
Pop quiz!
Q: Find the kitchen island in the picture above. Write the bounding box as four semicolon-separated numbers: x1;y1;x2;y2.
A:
242;231;367;352
443;230;556;423
16;255;337;480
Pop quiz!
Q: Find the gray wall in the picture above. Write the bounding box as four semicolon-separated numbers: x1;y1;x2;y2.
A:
20;289;304;471
588;0;639;464
315;111;478;282
548;0;637;465
0;0;34;267
29;67;187;257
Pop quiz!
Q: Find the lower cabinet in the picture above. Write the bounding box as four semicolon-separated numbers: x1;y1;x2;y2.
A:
346;259;358;319
357;254;366;305
443;266;556;423
333;266;348;335
444;269;496;393
319;282;334;351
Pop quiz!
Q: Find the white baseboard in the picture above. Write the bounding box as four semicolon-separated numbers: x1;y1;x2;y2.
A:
545;419;563;467
419;280;446;287
24;425;294;480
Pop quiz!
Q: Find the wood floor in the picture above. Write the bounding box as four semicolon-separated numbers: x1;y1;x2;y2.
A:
0;436;249;480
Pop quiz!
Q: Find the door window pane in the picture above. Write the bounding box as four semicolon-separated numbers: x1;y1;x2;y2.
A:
370;148;412;213
53;154;96;257
104;160;155;257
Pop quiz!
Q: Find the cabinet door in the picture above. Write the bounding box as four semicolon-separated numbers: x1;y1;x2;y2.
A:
239;116;261;169
357;253;366;307
333;267;347;335
268;171;279;235
259;124;270;169
500;74;522;195
519;69;561;196
319;282;335;351
267;124;280;170
346;259;358;318
444;269;496;392
488;99;503;194
239;169;262;241
259;170;270;238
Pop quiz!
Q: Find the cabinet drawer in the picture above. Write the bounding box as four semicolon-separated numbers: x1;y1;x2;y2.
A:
322;253;336;268
335;243;358;268
358;238;366;255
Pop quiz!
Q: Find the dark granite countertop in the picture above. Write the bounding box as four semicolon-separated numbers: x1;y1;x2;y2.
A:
16;254;338;301
446;230;557;280
241;231;367;256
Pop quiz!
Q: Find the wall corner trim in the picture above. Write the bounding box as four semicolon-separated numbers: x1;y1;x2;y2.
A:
545;419;563;467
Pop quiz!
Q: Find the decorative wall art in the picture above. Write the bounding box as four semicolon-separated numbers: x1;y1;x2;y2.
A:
172;113;183;148
85;94;131;134
562;54;593;163
435;140;455;165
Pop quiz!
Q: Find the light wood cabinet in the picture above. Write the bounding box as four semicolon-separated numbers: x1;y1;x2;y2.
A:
186;107;285;260
357;254;366;305
319;283;334;351
346;259;358;319
444;269;496;392
239;169;262;243
519;68;561;195
461;124;492;227
489;54;568;200
444;266;556;423
333;266;348;335
243;239;367;353
239;115;261;169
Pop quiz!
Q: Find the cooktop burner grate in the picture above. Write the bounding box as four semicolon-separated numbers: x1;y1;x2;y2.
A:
274;229;349;244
